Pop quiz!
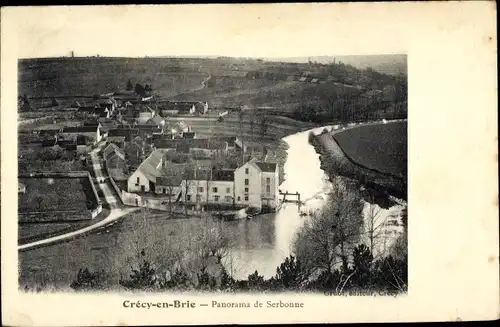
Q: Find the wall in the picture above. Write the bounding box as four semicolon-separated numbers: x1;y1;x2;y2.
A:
261;170;279;208
234;162;262;209
127;170;151;192
19;209;95;223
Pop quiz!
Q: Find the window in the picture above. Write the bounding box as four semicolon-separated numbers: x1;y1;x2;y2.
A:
198;186;204;193
244;195;249;201
163;188;166;194
244;187;249;193
214;195;220;202
237;196;241;201
136;177;140;184
245;168;249;174
186;195;192;202
196;194;202;202
266;185;271;194
244;178;249;185
212;187;218;193
266;177;271;184
226;187;231;193
224;196;232;202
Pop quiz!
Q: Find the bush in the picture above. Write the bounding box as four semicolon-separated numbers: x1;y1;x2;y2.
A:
70;268;105;291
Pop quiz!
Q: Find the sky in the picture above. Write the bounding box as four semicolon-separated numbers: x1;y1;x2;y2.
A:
4;5;409;60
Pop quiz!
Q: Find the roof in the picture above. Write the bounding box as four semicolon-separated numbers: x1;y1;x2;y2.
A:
212;169;234;182
156;164;187;186
135;150;166;182
154;138;228;150
108;128;139;138
103;143;120;159
147;115;165;126
254;161;277;172
107;136;126;143
183;132;196;139
62;126;98;133
77;106;96;112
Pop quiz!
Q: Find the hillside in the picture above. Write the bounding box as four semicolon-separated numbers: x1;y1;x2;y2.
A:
18;56;407;123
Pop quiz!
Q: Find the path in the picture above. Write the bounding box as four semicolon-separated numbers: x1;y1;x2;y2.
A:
18;143;139;251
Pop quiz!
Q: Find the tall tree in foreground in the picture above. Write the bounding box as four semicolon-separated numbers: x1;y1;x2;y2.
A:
294;177;364;277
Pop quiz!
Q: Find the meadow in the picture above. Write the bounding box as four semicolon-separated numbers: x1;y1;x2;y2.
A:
333;122;407;178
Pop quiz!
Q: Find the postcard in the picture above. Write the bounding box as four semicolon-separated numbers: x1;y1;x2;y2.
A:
1;2;498;325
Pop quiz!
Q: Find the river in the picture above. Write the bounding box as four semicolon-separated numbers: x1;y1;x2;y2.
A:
19;127;334;289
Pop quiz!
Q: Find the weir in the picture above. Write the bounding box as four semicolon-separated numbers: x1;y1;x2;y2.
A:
279;191;302;206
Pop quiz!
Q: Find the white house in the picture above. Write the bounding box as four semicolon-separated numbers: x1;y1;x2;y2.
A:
127;150;165;192
128;152;279;211
179;169;235;207
233;158;264;210
255;162;279;209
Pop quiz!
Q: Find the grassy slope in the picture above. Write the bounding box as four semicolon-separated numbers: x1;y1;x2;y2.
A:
18;57;208;98
333;122;407;177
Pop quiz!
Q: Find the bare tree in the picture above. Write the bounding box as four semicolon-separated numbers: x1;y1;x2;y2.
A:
363;199;387;258
293;177;364;276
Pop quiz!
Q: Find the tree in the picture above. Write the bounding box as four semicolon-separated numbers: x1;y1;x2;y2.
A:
119;255;159;291
126;79;133;91
181;161;196;216
70;268;106;291
364;200;387;257
274;255;304;290
135;83;146;97
372;255;407;292
247;270;266;291
351;244;373;288
294;177;364;276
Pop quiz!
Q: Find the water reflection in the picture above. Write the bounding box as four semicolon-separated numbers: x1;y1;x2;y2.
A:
19;128;333;288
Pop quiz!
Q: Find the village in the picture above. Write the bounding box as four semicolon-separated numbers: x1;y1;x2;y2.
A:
18;82;286;225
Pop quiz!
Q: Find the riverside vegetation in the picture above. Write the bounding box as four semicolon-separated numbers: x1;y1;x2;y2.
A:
63;177;407;294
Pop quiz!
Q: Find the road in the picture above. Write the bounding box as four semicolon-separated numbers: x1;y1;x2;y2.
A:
18;143;139;251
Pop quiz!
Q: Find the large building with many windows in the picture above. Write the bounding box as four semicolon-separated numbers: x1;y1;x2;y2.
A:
126;151;279;211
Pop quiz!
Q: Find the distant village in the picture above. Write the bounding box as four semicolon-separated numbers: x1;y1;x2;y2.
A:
18;86;280;222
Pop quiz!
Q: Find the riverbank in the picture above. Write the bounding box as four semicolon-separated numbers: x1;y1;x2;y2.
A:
309;120;407;203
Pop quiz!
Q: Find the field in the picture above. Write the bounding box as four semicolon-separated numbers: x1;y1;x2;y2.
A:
18;176;98;214
19;57;209;99
333;122;407;178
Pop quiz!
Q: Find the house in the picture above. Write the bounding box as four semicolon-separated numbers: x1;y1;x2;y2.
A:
154;164;186;199
99;98;116;112
104;143;128;181
179;168;235;207
127;152;279;210
299;77;308;82
127;150;166;192
124;136;146;169
311;78;319;84
146;115;165;128
107;128;139;142
233;158;279;211
175;103;196;115
136;111;153;124
254;161;279;210
93;107;110;119
153;137;230;156
107;136;126;148
182;131;196;139
60;125;102;144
